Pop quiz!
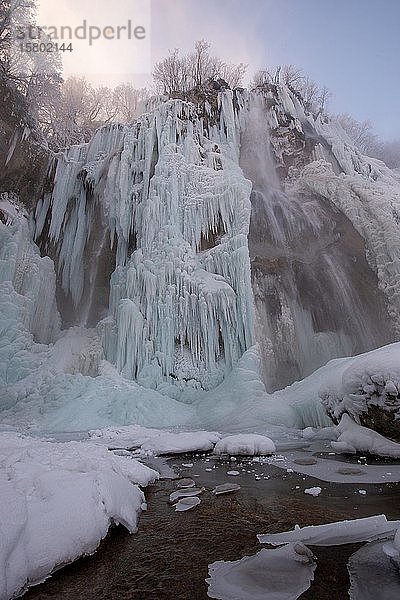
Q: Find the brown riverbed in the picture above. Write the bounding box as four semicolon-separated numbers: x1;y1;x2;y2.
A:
24;455;400;600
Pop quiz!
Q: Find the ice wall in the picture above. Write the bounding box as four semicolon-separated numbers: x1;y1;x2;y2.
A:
0;194;60;344
33;85;400;399
35;95;255;394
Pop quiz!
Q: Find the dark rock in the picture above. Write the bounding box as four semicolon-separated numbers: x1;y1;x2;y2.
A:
359;405;400;443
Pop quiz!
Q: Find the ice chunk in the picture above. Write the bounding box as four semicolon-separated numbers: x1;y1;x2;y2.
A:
206;543;316;600
348;541;400;600
304;487;322;497
213;483;241;495
258;515;400;547
175;496;201;512
169;488;204;503
214;434;276;456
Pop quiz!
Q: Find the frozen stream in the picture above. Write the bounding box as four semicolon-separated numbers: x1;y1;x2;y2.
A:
23;452;400;600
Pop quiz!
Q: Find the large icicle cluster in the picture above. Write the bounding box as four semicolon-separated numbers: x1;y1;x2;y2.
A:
35;93;254;393
0;193;60;344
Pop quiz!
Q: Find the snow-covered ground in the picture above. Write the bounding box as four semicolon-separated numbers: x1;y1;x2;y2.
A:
0;432;158;600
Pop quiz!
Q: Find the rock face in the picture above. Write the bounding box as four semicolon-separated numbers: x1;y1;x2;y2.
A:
0;79;49;209
360;404;400;443
240;92;396;391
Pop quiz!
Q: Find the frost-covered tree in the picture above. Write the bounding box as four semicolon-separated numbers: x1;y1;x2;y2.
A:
373;139;400;170
334;113;378;154
252;64;331;116
1;0;62;131
153;40;247;95
112;83;149;122
42;77;149;150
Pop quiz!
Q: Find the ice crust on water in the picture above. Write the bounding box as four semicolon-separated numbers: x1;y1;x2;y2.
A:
258;515;400;547
206;543;316;600
0;432;158;600
214;434;276;456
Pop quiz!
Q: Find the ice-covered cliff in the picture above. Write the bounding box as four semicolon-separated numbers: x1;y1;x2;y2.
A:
1;84;400;433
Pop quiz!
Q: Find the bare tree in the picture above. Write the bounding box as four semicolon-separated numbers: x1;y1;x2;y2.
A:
153;40;246;96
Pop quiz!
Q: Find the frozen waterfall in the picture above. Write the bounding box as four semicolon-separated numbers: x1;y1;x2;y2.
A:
31;87;398;401
241;95;395;391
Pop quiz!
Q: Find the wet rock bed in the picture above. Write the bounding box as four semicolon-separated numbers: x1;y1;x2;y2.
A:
24;454;400;600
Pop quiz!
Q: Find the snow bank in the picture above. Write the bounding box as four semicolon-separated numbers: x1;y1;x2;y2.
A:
332;414;400;458
89;425;220;455
0;432;158;600
258;515;400;547
213;434;276;456
269;342;400;436
206;543;316;600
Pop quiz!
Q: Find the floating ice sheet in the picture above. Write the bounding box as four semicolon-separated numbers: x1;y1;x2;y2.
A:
206;543;316;600
348;541;400;600
258;515;400;547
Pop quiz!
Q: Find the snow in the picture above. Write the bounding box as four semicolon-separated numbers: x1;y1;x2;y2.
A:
258;515;400;547
332;414;400;458
206;543;316;600
214;434;276;456
0;431;158;600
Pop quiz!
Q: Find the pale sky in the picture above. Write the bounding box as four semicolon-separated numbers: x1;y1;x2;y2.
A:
37;0;400;139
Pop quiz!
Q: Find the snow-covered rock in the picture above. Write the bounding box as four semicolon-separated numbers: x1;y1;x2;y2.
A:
89;425;221;455
332;414;400;458
0;432;158;600
213;434;276;456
